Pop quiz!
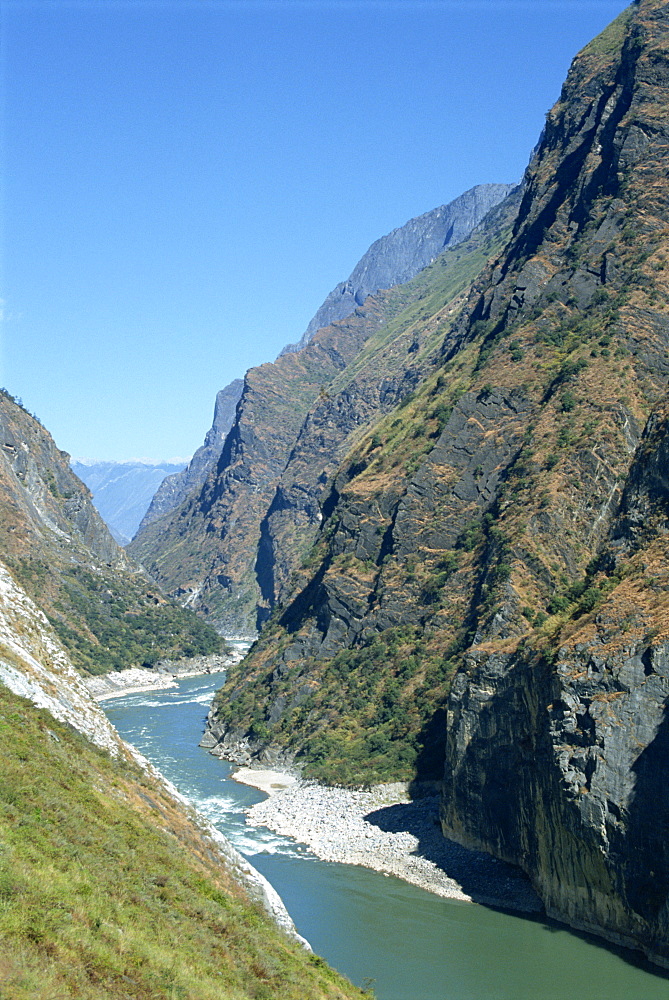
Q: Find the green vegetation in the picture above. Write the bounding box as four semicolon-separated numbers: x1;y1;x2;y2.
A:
12;559;222;675
217;627;459;786
0;685;365;1000
580;5;634;60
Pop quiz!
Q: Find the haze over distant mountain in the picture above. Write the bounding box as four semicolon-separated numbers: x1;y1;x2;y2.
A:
72;459;187;545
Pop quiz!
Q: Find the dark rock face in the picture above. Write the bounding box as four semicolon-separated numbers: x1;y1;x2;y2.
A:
437;0;669;967
280;184;515;356
441;405;669;964
442;625;669;966
137;378;244;531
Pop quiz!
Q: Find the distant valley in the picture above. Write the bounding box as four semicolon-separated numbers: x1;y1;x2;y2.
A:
72;458;187;544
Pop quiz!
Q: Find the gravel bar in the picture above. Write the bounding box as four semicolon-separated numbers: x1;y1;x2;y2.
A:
245;778;542;912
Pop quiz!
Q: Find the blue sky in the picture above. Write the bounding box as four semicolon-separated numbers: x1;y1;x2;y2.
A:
2;0;630;462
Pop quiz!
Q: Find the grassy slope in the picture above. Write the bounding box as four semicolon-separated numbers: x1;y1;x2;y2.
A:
0;684;365;1000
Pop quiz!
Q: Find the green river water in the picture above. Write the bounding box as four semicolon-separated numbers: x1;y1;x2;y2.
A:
104;671;669;1000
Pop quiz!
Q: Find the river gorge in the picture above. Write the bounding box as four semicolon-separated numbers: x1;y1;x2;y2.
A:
103;670;669;1000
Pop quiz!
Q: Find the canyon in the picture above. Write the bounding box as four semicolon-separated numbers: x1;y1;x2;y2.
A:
139;0;669;969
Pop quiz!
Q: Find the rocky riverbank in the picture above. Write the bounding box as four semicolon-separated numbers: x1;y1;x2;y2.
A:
240;771;542;912
85;650;242;701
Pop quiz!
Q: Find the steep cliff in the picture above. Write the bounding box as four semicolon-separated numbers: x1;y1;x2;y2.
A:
256;190;522;621
203;0;669;964
129;185;509;634
281;183;515;355
137;378;244;531
441;399;669;968
0;390;221;674
133;191;512;552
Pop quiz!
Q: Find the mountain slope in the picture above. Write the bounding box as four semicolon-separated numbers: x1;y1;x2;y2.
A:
129;301;397;633
281;183;515;354
202;0;669;965
137;378;244;532
72;459;187;545
130;190;512;548
0;390;221;674
129;187;516;636
0;561;362;999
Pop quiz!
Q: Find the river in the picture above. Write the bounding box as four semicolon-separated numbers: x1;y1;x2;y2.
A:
104;671;669;1000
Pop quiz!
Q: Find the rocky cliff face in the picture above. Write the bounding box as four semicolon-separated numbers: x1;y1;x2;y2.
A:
440;2;669;965
201;0;669;965
281;184;515;355
442;399;669;968
137;378;244;531
0;390;221;674
131;191;512;570
129;298;402;633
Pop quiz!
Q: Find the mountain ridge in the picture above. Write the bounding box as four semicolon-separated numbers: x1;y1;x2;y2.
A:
72;458;187;544
129;184;516;632
280;183;516;355
131;191;513;547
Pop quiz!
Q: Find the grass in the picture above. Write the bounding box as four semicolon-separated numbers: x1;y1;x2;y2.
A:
0;684;367;1000
580;5;635;60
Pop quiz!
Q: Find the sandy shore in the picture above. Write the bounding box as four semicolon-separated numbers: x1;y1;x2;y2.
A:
239;768;542;912
85;668;179;701
232;767;299;795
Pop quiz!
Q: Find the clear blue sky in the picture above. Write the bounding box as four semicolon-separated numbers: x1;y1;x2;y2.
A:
2;0;629;462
